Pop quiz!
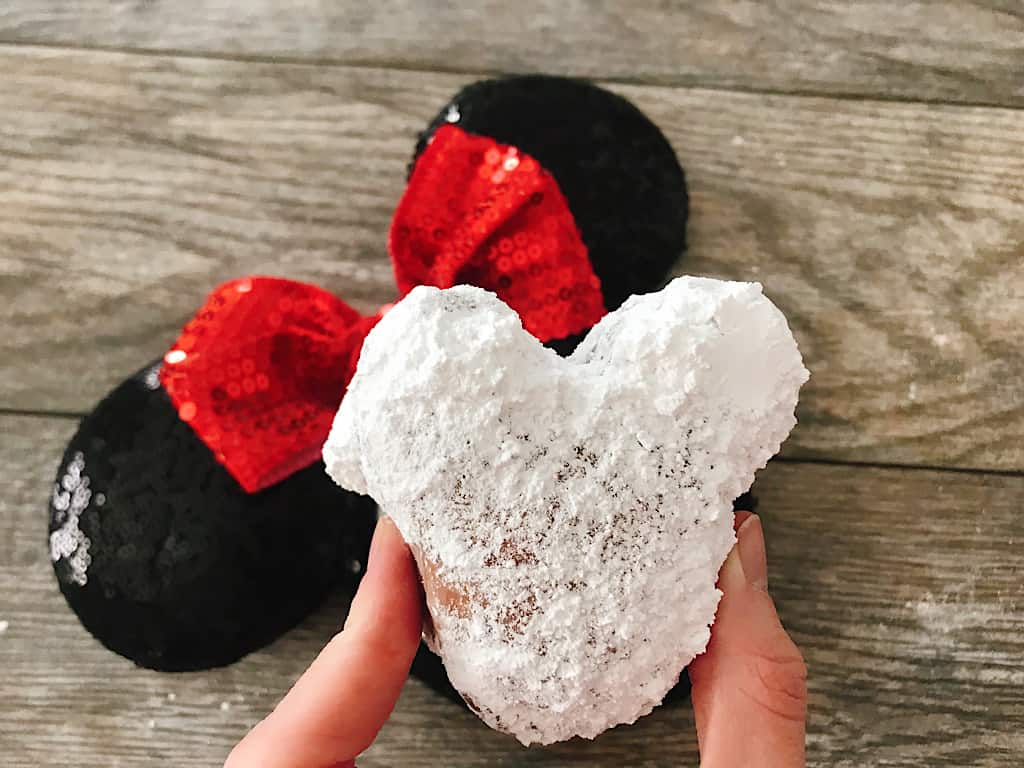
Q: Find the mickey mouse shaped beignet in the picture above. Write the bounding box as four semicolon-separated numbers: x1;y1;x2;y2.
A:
325;279;808;745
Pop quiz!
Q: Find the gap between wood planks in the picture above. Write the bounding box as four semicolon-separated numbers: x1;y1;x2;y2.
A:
6;406;1020;481
2;39;1022;113
3;43;1020;473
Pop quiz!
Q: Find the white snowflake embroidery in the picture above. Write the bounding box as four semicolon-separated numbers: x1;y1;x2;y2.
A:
49;451;102;586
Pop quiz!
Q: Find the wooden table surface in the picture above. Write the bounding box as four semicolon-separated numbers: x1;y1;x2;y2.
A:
1;3;1022;766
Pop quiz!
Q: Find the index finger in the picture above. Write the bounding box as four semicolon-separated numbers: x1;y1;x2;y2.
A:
225;517;424;768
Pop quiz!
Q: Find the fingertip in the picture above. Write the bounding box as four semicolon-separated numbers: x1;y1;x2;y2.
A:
691;518;807;767
717;511;756;594
717;543;747;595
346;516;424;654
736;514;768;591
374;513;400;542
365;516;410;578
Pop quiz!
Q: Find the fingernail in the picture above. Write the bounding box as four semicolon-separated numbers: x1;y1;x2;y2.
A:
719;545;746;591
366;516;396;573
736;514;768;591
733;509;754;532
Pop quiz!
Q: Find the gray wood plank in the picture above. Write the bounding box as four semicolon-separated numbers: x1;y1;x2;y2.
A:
1;2;1023;107
2;413;1021;766
2;47;1022;471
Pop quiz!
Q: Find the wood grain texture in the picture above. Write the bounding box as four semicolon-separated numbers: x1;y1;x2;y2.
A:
1;2;1024;107
1;47;1022;471
2;413;1021;766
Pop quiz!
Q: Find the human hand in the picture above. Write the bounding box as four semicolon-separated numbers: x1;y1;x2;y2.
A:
226;512;807;767
689;511;808;767
225;517;424;768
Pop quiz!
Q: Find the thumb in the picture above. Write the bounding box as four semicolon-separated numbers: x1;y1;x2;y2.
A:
689;513;807;768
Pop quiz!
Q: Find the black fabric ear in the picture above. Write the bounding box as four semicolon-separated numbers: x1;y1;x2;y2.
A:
413;75;688;315
48;362;377;672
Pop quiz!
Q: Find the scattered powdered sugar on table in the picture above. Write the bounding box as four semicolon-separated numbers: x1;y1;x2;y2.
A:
324;277;808;745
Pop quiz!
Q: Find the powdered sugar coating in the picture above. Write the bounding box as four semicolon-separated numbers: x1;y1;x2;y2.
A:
324;277;808;745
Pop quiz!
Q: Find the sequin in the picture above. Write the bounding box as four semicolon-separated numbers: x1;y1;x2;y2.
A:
142;366;162;390
160;278;381;493
390;125;606;342
48;358;380;670
411;76;688;317
49;451;95;586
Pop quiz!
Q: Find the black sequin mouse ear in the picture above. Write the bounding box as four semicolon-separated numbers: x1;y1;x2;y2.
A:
47;273;401;671
49;360;377;671
414;75;688;319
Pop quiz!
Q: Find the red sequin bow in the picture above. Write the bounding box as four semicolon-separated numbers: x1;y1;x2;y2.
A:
160;125;606;493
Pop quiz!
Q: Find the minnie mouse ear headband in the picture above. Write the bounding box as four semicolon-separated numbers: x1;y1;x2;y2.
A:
48;74;688;672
